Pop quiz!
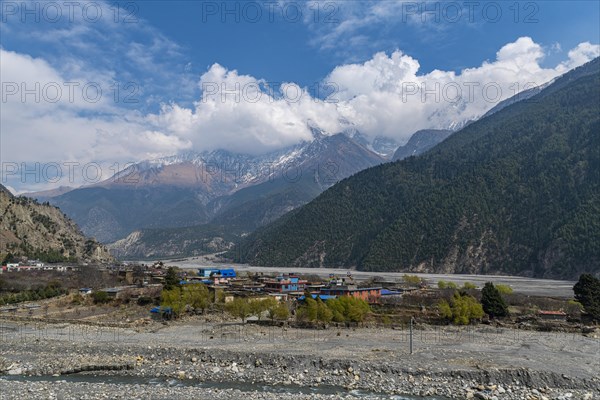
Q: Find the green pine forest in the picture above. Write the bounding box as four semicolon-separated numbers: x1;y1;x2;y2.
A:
233;58;600;280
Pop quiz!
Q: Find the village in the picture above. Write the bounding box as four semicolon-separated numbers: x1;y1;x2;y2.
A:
1;260;594;334
1;259;80;273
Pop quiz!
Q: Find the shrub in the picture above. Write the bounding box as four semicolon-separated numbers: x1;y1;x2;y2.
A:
438;281;457;289
92;291;111;304
565;299;583;315
403;275;422;286
71;293;84;305
137;296;153;306
495;284;513;295
462;282;477;290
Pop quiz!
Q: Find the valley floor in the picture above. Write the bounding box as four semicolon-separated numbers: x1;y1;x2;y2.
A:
0;318;598;399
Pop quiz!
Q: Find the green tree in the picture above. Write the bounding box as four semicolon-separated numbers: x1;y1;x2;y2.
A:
326;297;346;322
462;282;477;290
438;299;452;320
164;267;180;290
260;298;283;322
249;298;271;320
325;296;371;323
438;292;484;325
345;297;370;322
225;297;251;322
297;297;318;322
315;297;333;324
182;284;211;313
1;253;15;265
272;302;289;321
481;282;509;318
161;287;185;317
265;298;289;322
573;274;600;320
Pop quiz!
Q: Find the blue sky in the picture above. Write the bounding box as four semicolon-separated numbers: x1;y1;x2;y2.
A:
3;1;599;106
137;1;600;82
1;1;599;191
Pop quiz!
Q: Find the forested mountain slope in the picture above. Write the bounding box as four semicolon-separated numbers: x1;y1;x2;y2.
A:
234;58;600;279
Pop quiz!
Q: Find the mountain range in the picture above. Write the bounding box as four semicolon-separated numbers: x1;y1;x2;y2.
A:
37;124;458;259
29;59;598;270
106;130;389;259
33;126;457;259
233;58;600;279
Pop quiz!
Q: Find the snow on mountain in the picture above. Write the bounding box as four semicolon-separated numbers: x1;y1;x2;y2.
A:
108;122;392;192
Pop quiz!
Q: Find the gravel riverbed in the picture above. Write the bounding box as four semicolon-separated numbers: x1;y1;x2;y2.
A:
0;319;598;399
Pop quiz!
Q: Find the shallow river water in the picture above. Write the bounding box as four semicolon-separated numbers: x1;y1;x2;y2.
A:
1;374;450;399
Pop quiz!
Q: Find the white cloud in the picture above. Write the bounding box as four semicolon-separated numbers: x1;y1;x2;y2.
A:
145;64;342;154
0;48;191;192
559;42;600;71
149;37;598;149
2;37;599;191
321;37;598;139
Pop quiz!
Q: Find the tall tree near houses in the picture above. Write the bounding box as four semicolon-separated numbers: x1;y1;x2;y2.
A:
573;274;600;321
164;267;180;290
481;282;509;318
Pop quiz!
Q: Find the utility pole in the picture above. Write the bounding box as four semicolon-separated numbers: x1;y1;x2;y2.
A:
409;317;414;355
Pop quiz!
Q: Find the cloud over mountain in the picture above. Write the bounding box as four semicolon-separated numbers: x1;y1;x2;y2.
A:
151;37;599;150
2;36;598;191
